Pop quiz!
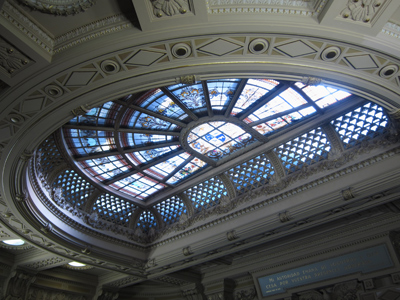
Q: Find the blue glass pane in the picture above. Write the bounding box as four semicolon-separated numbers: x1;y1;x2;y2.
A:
64;129;115;155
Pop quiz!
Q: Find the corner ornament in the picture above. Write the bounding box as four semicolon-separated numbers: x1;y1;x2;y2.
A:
151;0;189;18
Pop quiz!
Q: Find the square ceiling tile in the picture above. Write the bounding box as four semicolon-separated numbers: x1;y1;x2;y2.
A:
275;40;317;57
198;39;242;56
125;50;166;66
344;54;378;69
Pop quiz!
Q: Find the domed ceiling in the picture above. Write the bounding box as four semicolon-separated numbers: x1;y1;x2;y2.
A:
32;77;390;240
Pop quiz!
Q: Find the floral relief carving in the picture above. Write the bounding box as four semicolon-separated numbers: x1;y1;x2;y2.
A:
19;0;96;16
0;38;32;77
341;0;385;23
151;0;189;17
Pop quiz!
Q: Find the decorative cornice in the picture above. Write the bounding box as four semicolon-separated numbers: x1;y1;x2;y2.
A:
1;1;54;53
23;256;66;270
207;0;329;17
1;2;132;54
53;14;133;53
382;22;400;40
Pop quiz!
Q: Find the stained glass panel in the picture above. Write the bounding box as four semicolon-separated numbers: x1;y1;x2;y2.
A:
166;157;207;184
110;173;165;199
169;83;206;111
188;122;253;160
207;79;240;110
145;152;190;179
231;79;279;115
80;155;131;181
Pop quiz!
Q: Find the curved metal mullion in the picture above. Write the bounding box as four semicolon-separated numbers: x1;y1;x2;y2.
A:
128;207;144;229
224;79;248;117
177;192;194;217
83;189;103;213
117;128;180;136
161;87;199;121
74;141;180;161
265;150;287;179
63;124;114;131
238;83;289;121
217;173;237;200
129;104;187;128
321;123;345;158
202;81;214;117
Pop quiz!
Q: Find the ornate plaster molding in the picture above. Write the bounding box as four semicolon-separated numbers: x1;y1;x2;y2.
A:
1;2;132;54
19;0;96;16
23;256;66;270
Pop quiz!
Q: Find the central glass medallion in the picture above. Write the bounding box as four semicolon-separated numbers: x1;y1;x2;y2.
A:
187;121;253;160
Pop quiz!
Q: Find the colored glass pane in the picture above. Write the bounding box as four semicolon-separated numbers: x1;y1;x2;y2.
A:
188;122;253;160
231;79;279;115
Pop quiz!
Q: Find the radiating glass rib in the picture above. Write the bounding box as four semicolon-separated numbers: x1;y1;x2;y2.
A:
224;79;248;117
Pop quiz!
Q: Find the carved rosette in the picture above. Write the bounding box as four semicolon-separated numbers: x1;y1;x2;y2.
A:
19;0;96;15
151;0;189;17
340;0;384;23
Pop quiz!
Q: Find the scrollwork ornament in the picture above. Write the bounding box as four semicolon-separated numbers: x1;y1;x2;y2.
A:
235;288;256;300
301;76;322;86
177;75;197;84
72;104;91;116
19;0;96;16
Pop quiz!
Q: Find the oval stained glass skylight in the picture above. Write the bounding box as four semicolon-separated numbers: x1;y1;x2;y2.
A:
188;122;253;160
62;78;353;201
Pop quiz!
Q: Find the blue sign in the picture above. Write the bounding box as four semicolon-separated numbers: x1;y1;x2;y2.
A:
258;244;393;297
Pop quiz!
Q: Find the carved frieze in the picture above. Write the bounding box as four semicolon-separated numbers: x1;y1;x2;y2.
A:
5;271;36;300
0;37;33;77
